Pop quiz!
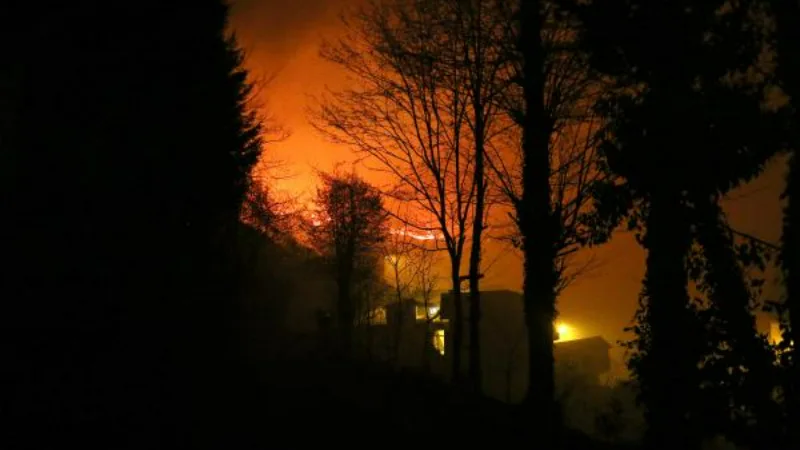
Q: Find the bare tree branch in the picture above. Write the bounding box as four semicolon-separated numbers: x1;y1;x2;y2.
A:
483;3;609;293
726;226;781;252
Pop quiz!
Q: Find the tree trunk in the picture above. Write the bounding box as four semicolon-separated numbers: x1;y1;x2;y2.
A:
641;192;697;450
337;269;353;354
451;261;464;383
695;200;778;446
774;5;800;446
422;290;432;373
391;265;404;365
364;288;374;362
467;242;483;393
468;107;486;394
422;324;431;373
782;151;799;449
519;0;559;440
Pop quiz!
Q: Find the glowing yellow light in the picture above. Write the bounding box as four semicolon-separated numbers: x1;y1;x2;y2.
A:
556;323;575;342
416;305;442;322
768;321;783;346
372;307;387;325
389;228;442;241
433;330;445;355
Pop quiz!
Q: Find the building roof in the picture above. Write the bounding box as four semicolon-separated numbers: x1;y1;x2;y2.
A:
554;335;611;350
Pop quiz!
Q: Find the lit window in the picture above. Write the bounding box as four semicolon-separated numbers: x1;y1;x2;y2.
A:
372;307;387;325
769;322;783;345
433;330;445;355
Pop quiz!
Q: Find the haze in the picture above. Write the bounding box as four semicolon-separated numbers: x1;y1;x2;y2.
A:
229;0;787;357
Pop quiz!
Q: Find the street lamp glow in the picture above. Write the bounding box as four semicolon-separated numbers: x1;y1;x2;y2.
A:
556;323;575;342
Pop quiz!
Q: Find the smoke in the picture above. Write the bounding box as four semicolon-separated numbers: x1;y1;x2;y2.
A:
230;0;353;64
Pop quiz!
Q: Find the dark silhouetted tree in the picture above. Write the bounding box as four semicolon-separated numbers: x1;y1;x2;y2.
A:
570;1;781;448
380;221;439;366
690;200;782;448
309;170;388;352
487;4;608;437
1;2;262;445
771;2;800;445
314;0;479;382
449;0;508;393
512;0;568;439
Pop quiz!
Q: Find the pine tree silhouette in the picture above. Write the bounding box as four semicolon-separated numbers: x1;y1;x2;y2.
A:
1;2;261;446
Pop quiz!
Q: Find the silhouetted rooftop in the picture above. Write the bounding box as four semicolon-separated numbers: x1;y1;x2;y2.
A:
555;336;612;350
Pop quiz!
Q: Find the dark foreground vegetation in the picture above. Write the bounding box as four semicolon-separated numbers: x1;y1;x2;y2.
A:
2;0;800;449
257;350;636;449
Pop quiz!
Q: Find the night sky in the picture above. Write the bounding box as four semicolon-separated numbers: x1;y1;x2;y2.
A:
229;0;787;367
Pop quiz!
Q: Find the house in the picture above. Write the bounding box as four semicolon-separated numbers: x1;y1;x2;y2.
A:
440;290;611;403
554;336;612;377
356;290;612;405
353;298;449;372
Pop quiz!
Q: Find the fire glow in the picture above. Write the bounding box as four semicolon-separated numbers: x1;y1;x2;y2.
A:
305;210;442;241
390;228;442;241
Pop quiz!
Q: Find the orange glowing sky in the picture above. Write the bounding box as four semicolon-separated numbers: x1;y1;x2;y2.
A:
229;0;788;364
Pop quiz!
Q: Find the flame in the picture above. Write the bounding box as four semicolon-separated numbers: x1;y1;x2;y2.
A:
308;211;329;227
304;211;442;241
390;228;443;241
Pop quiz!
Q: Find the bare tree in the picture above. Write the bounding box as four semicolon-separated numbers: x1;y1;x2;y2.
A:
240;83;293;239
488;0;607;439
313;0;478;381
241;178;300;240
382;222;425;363
353;252;389;360
383;223;426;303
448;0;510;391
307;170;389;352
380;219;441;366
487;113;605;295
415;246;439;372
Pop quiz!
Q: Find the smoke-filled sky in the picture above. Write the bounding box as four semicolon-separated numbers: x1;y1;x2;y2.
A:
228;0;787;361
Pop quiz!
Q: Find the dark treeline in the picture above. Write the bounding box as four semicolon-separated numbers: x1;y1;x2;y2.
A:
571;1;785;449
2;1;800;449
1;2;264;447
